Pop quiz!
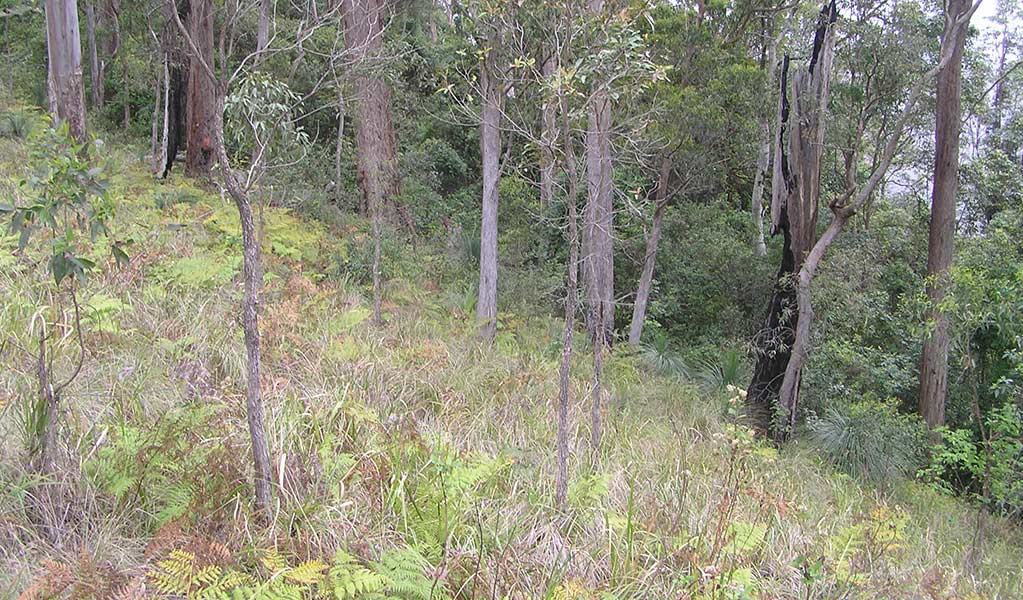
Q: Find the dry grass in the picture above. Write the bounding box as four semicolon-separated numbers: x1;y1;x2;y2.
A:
0;138;1021;599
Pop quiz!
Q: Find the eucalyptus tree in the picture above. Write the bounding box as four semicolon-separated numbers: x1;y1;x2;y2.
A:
920;0;980;429
43;0;87;141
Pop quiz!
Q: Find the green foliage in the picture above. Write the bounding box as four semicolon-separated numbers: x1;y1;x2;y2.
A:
808;399;927;483
1;123;126;285
921;402;1023;518
224;73;309;165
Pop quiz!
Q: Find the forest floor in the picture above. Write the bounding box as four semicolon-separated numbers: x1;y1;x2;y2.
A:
1;134;1022;599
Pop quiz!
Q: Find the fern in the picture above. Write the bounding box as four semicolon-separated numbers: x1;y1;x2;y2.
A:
373;547;444;600
327;550;388;599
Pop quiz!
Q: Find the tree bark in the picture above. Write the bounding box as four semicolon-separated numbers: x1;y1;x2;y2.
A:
583;0;614;348
556;88;580;508
627;156;671;347
748;3;837;438
185;0;216;178
44;0;88;142
342;0;400;215
477;36;502;343
539;51;556;210
85;2;102;109
919;0;972;430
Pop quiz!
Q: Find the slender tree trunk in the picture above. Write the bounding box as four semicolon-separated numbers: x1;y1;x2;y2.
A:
628;156;671;347
335;85;345;197
539;52;556;210
477;38;502;342
212;94;273;514
44;0;88;142
150;58;163;172
919;0;972;430
85;2;102;109
556;91;580;508
583;0;614;348
185;0;216;178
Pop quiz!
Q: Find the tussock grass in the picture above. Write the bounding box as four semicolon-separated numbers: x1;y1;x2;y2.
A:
0;137;1021;598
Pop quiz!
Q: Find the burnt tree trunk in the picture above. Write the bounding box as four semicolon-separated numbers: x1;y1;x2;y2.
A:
185;0;216;178
44;0;88;142
477;33;503;342
747;3;837;439
919;0;972;430
161;0;188;177
627;155;671;347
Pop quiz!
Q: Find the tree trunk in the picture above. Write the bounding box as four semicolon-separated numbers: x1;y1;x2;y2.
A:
342;0;400;216
539;51;556;210
212;95;273;515
556;89;580;508
477;38;502;343
160;0;187;177
85;2;102;109
150;57;163;173
748;3;837;438
44;0;88;142
627;156;671;347
751;119;770;257
582;0;614;348
919;0;971;430
257;0;271;60
185;0;216;178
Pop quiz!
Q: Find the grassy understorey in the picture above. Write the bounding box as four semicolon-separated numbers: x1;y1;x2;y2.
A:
1;136;1021;599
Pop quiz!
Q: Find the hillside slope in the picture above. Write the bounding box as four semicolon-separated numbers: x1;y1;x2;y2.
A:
1;137;1021;599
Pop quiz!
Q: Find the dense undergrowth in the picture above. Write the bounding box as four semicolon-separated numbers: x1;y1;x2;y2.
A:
1;134;1022;599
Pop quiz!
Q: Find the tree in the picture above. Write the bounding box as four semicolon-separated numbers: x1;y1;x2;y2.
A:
582;0;614;350
627;155;671;347
184;0;216;178
477;25;504;342
919;0;977;429
43;0;87;142
342;0;401;324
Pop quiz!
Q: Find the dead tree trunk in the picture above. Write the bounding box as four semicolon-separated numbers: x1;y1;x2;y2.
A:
160;0;187;177
44;0;88;142
477;34;503;342
747;3;836;438
185;0;216;178
627;156;671;347
919;0;973;430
